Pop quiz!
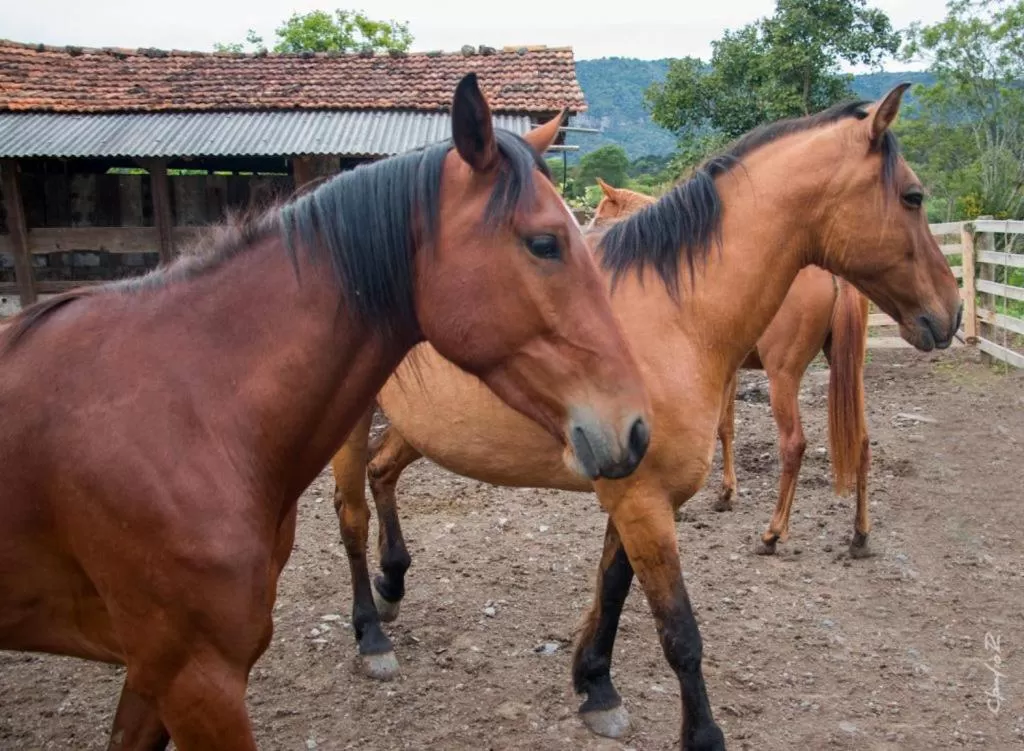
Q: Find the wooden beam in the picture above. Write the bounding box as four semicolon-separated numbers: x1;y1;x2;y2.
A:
978;307;1024;337
978;250;1024;268
929;221;964;236
974;218;1024;235
978;337;1024;369
977;279;1024;302
0;226;206;255
0;159;38;306
143;159;175;264
960;223;978;342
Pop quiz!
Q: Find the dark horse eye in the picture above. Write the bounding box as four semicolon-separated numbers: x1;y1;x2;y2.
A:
902;189;924;208
525;234;561;260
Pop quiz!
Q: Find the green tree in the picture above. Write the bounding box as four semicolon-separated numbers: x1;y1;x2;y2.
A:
646;0;900;140
900;0;1024;220
577;145;630;188
215;9;413;54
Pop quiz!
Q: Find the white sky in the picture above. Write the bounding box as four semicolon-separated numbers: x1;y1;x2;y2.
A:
3;0;948;64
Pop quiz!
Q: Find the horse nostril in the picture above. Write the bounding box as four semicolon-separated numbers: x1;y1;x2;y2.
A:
628;417;650;463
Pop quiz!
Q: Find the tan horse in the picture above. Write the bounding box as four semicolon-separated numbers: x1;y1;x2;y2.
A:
592;182;873;557
331;85;962;751
0;75;652;751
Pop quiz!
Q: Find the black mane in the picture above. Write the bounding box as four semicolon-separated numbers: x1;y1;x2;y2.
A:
598;100;899;299
2;129;550;350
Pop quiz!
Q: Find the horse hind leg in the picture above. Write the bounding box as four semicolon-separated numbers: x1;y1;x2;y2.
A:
713;372;739;512
758;375;805;555
332;409;399;680
367;427;422;623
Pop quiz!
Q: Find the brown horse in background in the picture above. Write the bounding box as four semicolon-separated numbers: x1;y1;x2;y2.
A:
592;182;873;557
330;85;962;750
0;75;652;751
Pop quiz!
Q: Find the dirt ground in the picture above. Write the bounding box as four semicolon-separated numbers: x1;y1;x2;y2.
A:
2;347;1023;750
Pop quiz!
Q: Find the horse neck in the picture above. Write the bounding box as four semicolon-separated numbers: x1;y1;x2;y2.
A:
676;138;835;378
154;235;410;503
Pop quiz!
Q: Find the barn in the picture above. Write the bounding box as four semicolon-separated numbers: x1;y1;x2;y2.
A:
0;40;587;306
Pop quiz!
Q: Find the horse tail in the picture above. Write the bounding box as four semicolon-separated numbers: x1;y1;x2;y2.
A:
827;279;870;495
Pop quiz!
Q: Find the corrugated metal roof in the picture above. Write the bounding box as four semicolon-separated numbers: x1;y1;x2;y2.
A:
0;110;533;159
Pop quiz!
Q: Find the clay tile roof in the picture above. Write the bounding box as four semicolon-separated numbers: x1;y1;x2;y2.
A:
0;40;587;115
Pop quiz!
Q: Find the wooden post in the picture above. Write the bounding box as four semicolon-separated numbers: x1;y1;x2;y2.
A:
960;222;978;343
977;216;996;345
144;160;175;264
1;159;38;307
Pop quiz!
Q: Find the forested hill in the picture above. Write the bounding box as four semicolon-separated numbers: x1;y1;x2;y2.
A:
567;58;936;159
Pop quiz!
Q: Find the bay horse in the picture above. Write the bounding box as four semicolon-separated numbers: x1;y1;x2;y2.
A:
0;74;653;751
591;182;874;557
330;84;962;750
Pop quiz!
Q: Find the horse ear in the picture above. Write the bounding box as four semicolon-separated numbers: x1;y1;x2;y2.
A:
523;109;567;155
596;177;617;201
452;73;499;173
869;82;911;145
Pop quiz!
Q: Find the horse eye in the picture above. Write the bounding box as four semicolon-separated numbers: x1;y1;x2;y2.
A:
525;234;561;260
902;189;924;208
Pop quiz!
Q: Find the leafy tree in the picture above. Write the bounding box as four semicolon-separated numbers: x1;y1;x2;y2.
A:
900;0;1024;220
577;145;630;188
215;9;413;54
646;0;900;140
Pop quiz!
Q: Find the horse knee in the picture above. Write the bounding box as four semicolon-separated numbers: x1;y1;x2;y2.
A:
780;434;806;471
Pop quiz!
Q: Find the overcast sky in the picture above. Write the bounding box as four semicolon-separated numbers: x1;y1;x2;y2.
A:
5;0;947;64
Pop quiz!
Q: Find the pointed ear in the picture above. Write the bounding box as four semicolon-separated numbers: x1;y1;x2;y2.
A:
869;82;911;145
523;109;567;155
596;177;617;201
452;73;500;173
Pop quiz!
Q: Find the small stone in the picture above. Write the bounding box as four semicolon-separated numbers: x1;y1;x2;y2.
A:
895;553;909;563
539;525;550;533
838;721;858;734
729;554;740;562
320;613;343;622
306;740;317;750
534;642;561;655
815;447;827;456
483;606;497;617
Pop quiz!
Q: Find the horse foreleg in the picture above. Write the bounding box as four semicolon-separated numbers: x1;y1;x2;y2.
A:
107;685;169;751
367;427;422;622
573;517;633;738
598;480;725;750
850;432;873;558
713;373;739;512
331;409;398;680
759;375;805;555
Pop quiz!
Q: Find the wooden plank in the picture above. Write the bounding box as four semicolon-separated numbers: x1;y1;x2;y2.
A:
0;226;205;255
978;307;1024;337
0;160;37;306
960;224;978;342
69;174;98;227
978;337;1024;369
867;336;912;349
173;175;208;226
976;279;1024;303
939;243;962;257
868;313;898;326
118;175;144;227
145;160;175;264
0;280;104;295
978;250;1024;268
43;174;71;226
929;221;963;236
974;219;1024;235
977;228;996;346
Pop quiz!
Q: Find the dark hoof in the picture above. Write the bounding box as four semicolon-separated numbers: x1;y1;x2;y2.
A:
358;651;400;681
686;722;727;750
372;583;401;623
756;537;778;556
848;533;873;559
713;489;734;512
580;705;630;738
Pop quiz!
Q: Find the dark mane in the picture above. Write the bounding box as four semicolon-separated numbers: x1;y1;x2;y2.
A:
598;100;899;299
1;129;550;352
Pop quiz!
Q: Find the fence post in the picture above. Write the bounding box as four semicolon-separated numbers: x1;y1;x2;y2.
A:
0;159;38;307
960;221;978;343
975;215;995;362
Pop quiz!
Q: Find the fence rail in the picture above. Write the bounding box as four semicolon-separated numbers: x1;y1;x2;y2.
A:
867;217;1024;368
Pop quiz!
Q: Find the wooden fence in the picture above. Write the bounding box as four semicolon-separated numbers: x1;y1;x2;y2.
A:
868;218;1024;368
